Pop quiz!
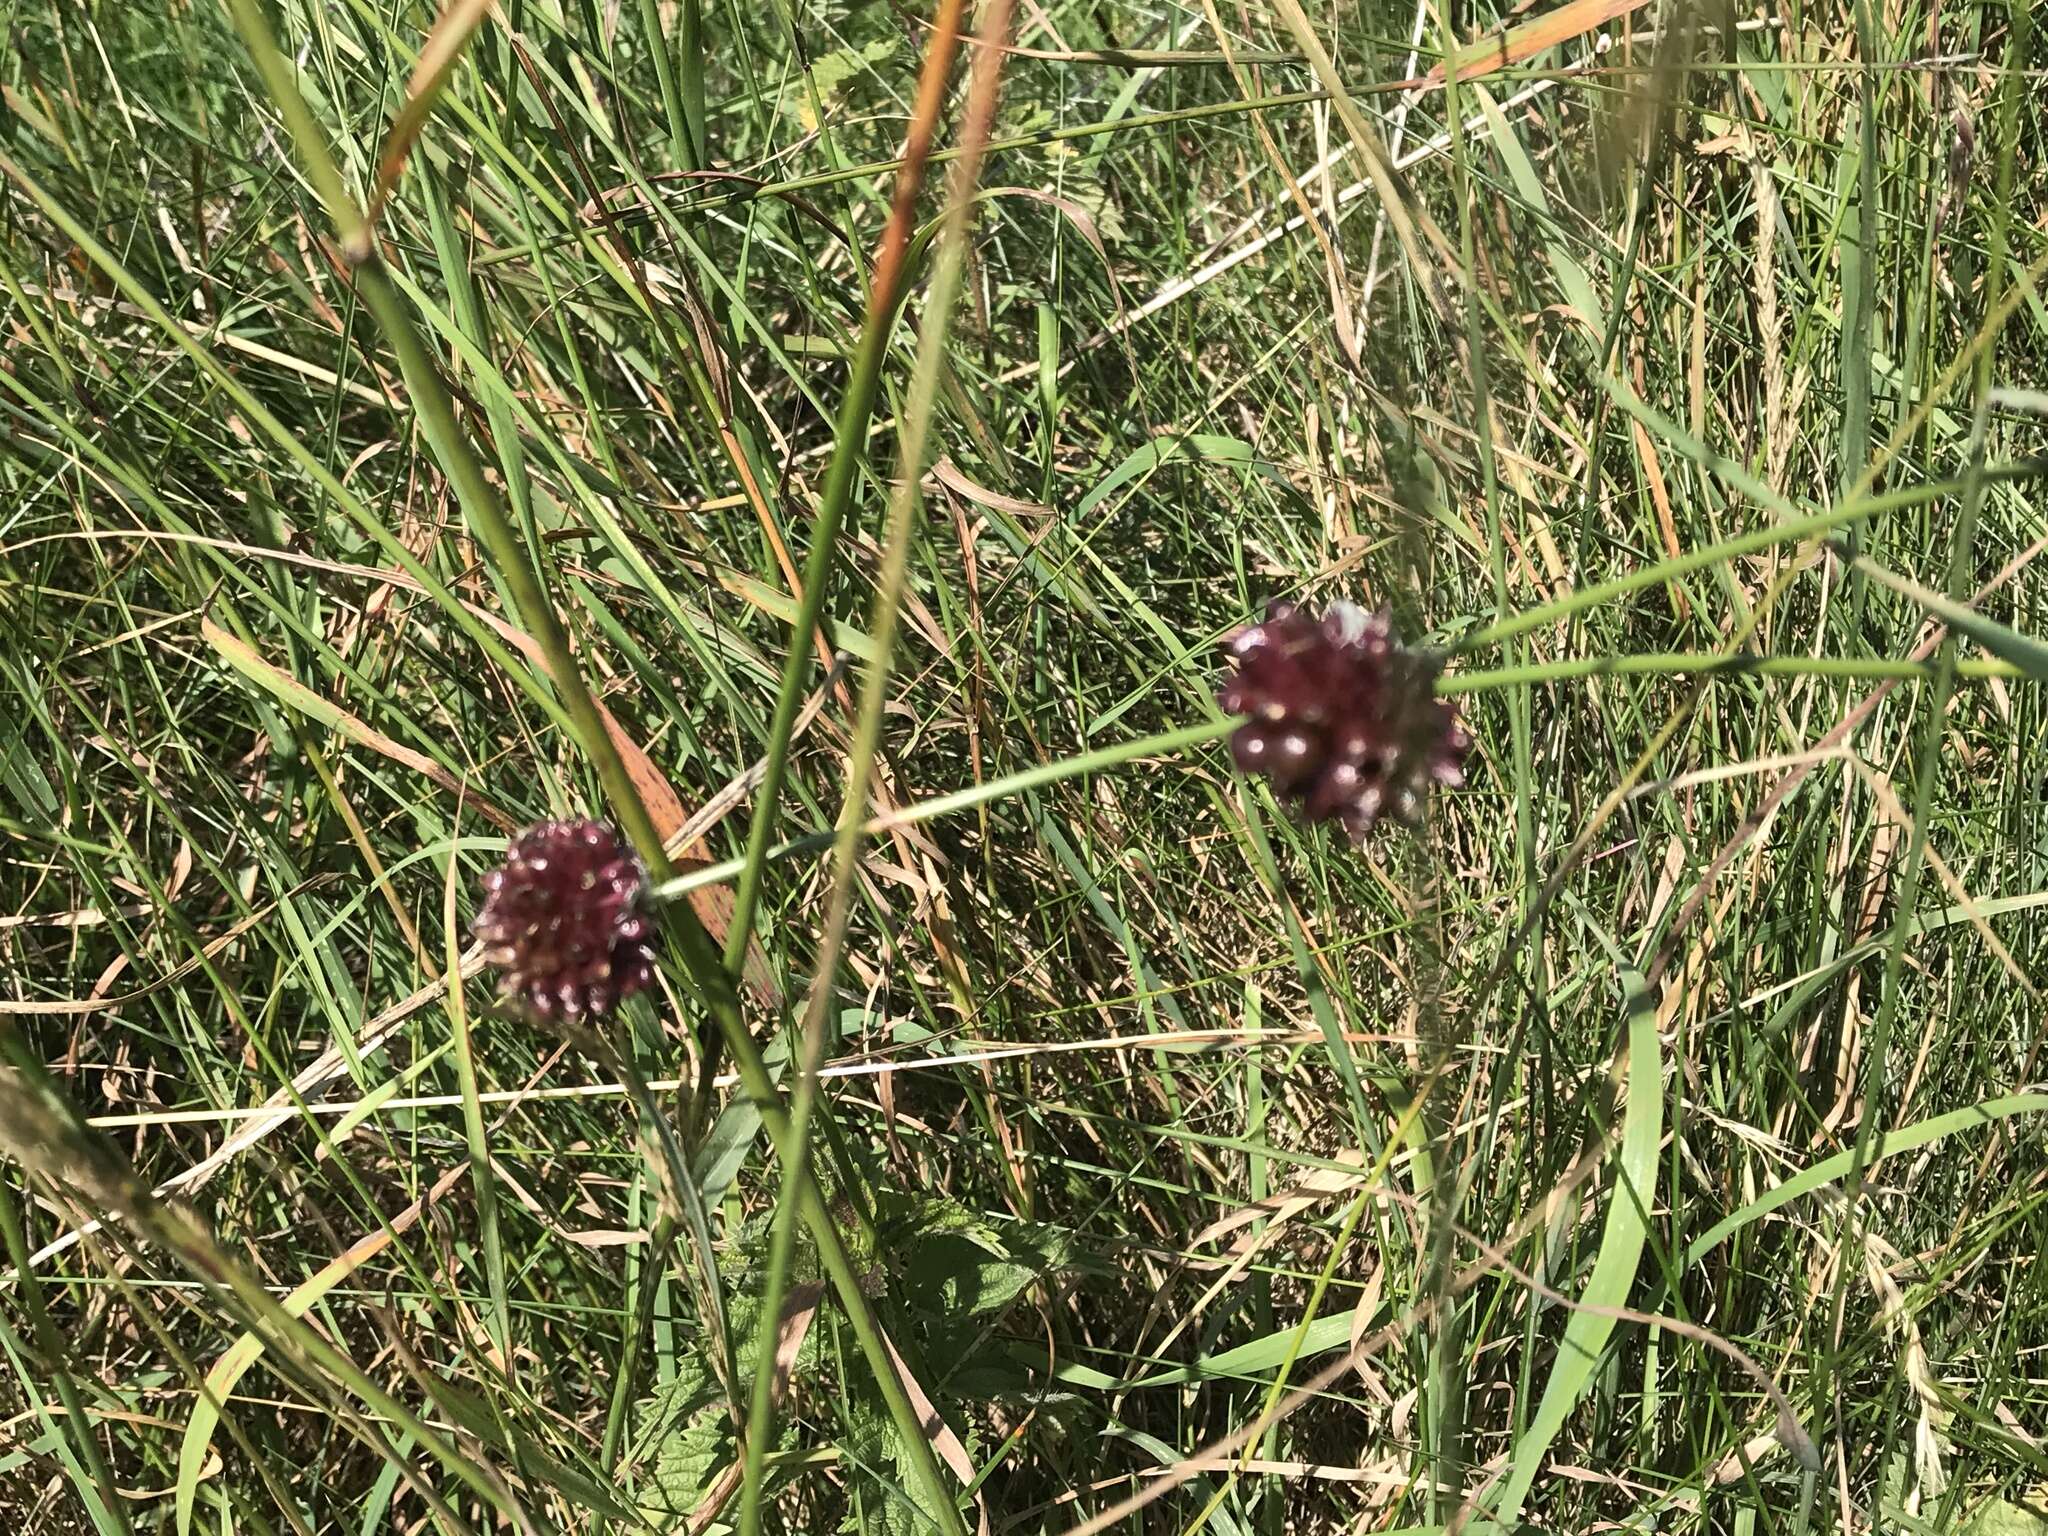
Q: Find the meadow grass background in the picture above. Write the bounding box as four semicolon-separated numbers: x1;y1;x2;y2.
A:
4;0;2048;1531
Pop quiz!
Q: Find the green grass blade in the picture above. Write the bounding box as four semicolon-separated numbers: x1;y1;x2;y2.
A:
1488;970;1662;1525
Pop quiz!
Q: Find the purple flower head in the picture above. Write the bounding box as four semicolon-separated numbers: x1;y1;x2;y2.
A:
1217;601;1468;840
475;819;656;1019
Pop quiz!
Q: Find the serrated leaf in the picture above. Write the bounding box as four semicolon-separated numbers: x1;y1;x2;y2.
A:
631;1357;733;1529
628;1354;716;1463
793;38;895;131
644;1407;733;1524
899;1231;1050;1317
838;1387;948;1536
723;1281;826;1383
884;1196;1076;1317
1966;1498;2048;1535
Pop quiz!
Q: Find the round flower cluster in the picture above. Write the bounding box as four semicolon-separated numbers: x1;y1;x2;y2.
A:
1217;601;1468;840
475;819;656;1018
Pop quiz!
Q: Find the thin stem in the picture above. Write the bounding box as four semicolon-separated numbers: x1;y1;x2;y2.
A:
677;0;708;167
651;718;1236;905
652;636;2035;912
1453;473;2004;655
741;6;1008;1530
1440;653;2024;692
719;0;973;978
637;0;693;171
214;6;973;1526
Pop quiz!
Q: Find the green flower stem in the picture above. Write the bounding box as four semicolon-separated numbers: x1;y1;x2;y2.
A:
719;0;971;981
1453;463;2044;655
693;0;970;1164
651;718;1238;904
741;0;1001;1527
1439;652;2023;692
216;4;969;1526
653;636;2026;910
384;172;972;1536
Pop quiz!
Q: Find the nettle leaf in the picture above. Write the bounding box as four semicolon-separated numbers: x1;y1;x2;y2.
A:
882;1196;1077;1317
731;1207;826;1289
1966;1497;2048;1535
625;1227;836;1529
837;1381;977;1536
629;1353;714;1454
722;1216;827;1380
646;1405;732;1526
724;1280;826;1383
792;38;896;131
630;1356;733;1528
902;1231;1046;1316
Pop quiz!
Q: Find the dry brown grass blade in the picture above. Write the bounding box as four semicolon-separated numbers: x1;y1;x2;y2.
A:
1419;0;1655;86
0;878;331;1017
465;608;779;1006
359;0;496;256
881;1326;977;1482
1189;1152;1369;1252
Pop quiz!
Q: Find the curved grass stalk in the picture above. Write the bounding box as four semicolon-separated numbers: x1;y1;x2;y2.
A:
211;4;972;1527
739;3;1010;1530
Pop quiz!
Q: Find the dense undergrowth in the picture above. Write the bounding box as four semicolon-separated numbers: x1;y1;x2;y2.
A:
5;0;2048;1532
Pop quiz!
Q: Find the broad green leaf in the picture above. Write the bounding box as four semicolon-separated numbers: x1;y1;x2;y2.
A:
632;1356;735;1529
1488;971;1662;1525
1965;1497;2048;1535
1124;1311;1358;1389
881;1195;1077;1317
838;1379;969;1536
1472;84;1599;329
792;39;895;131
